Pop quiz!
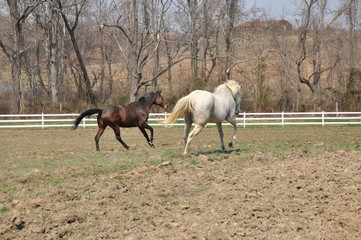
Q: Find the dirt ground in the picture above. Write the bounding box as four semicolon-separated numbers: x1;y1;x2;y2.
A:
0;125;360;239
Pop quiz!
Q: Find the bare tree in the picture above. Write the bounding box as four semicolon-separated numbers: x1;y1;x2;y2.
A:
199;0;221;83
148;0;173;88
345;0;358;69
33;0;59;104
342;0;361;109
0;0;45;113
175;0;201;80
57;0;96;105
91;0;118;100
295;0;343;111
104;0;175;102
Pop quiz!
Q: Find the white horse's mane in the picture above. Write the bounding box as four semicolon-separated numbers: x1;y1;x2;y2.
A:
214;80;240;97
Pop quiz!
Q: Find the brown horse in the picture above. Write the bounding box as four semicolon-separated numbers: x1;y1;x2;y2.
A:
73;91;168;151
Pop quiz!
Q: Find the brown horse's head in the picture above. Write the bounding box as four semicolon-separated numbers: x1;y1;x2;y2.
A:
154;90;168;110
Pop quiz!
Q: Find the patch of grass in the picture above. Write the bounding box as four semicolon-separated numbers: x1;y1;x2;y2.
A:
24;189;35;197
56;227;88;238
148;159;162;166
98;202;105;208
180;157;197;165
43;177;62;186
0;184;17;194
170;200;180;206
0;206;10;213
131;209;138;213
114;175;124;181
197;182;211;192
141;202;150;207
70;171;90;179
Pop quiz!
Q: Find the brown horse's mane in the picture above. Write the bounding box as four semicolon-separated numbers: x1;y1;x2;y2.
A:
138;91;157;102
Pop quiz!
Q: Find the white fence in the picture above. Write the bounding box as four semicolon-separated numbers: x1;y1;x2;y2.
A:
0;111;361;129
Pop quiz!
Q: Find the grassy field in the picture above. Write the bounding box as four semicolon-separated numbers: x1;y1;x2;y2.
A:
0;125;359;173
0;125;360;239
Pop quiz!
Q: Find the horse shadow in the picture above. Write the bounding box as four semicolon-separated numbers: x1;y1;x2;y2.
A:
196;147;248;155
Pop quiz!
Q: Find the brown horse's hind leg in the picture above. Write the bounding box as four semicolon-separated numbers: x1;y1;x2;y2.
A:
139;123;154;148
95;117;107;151
95;126;106;151
111;125;129;150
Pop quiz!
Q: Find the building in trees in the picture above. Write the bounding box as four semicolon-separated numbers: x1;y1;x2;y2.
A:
237;19;292;31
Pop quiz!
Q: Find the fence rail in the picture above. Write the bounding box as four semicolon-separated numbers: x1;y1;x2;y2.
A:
1;111;361;129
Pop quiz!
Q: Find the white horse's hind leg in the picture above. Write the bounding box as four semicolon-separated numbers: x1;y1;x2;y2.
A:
184;124;204;155
228;120;237;148
216;122;225;151
183;115;192;145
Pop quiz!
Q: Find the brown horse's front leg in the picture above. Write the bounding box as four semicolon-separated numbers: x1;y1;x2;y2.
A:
112;126;129;150
144;123;154;143
139;124;154;148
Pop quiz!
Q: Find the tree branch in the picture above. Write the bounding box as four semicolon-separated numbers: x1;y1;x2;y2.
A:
0;39;12;61
226;49;278;80
17;0;47;25
103;23;133;45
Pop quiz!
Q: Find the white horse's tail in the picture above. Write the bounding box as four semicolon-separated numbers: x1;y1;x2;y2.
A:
162;96;192;124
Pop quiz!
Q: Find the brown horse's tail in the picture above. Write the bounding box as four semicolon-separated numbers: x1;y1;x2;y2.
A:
161;95;192;124
73;109;102;129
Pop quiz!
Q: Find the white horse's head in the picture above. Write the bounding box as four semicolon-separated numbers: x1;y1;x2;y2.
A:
224;80;242;115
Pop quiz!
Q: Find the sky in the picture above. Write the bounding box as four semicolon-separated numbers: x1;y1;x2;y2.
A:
244;0;342;25
245;0;298;19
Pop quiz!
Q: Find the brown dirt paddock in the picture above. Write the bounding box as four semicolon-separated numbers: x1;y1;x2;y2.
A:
0;125;360;240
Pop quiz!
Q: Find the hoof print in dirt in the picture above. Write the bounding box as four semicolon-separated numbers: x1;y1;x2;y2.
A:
12;217;25;230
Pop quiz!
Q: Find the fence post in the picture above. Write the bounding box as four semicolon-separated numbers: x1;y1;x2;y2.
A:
336;102;338;117
281;111;284;127
42;112;44;129
243;112;246;128
322;111;324;127
83;118;86;128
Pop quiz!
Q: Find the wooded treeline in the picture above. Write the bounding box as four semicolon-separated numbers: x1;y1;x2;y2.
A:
0;0;360;113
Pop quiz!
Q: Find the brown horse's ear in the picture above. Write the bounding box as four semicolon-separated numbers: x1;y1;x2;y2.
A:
158;90;162;94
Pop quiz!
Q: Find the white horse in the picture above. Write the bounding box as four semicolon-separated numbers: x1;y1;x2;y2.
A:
162;80;242;155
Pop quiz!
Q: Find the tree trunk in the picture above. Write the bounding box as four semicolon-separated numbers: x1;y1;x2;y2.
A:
188;0;199;80
99;39;106;100
60;21;67;101
11;49;22;114
107;56;113;94
224;0;237;75
200;0;208;82
164;30;173;92
153;45;160;88
8;0;23;113
47;0;58;104
129;0;140;102
68;29;95;104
